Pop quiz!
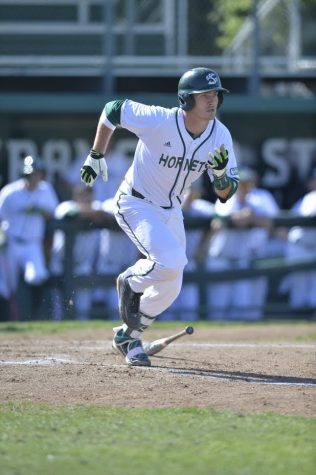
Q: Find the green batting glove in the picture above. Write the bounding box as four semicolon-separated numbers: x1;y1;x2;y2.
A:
25;205;44;214
207;145;229;177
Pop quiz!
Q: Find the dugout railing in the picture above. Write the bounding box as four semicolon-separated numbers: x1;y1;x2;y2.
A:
44;213;316;321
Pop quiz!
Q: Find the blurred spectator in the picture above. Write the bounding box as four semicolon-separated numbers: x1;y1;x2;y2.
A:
0;156;59;320
0;224;10;320
279;179;316;311
291;168;316;213
50;185;111;320
198;168;280;320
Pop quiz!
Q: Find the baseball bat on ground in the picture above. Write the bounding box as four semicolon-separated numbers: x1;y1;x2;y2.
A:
144;326;194;356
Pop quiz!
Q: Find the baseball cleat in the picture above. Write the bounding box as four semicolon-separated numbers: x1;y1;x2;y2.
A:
116;273;142;329
112;326;151;367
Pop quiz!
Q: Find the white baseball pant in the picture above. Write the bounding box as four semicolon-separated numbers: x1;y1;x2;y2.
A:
0;239;49;299
114;192;188;318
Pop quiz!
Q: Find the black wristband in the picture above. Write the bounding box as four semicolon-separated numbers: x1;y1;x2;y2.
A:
90;149;104;159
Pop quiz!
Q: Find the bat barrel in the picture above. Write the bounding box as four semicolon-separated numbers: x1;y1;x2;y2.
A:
144;326;194;356
185;326;194;335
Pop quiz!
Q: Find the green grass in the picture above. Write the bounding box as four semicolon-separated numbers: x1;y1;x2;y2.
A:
0;319;315;337
0;404;315;475
0;320;111;334
0;319;251;336
296;332;316;342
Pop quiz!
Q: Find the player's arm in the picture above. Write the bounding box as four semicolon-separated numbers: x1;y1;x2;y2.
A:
80;100;125;187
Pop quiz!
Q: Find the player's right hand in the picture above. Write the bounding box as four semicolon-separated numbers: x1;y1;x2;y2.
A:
80;151;108;187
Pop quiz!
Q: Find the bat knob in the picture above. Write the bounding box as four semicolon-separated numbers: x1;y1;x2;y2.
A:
185;326;194;335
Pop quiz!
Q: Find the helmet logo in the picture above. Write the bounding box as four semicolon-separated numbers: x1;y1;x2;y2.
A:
23;155;35;175
206;72;217;85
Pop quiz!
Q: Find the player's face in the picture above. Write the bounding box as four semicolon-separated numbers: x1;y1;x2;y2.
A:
25;171;44;189
192;91;218;120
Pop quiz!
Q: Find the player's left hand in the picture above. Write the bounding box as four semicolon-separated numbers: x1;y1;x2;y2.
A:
80;152;108;187
207;145;229;177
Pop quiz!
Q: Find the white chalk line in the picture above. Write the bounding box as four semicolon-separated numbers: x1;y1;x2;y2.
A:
0;356;78;365
176;342;316;349
0;357;315;387
71;342;316;352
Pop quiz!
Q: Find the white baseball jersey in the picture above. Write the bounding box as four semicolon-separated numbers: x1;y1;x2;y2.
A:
0;178;59;298
106;100;239;207
0;178;58;241
288;190;316;250
51;199;103;276
209;187;280;260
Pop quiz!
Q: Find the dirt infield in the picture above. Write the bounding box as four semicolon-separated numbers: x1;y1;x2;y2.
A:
0;323;315;416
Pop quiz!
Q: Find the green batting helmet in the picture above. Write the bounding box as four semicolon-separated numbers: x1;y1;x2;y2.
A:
178;67;229;111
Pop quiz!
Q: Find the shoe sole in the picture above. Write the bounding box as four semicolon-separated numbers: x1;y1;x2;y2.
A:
126;358;151;367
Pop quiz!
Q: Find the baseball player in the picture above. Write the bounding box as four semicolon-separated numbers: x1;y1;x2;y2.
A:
0;156;59;319
80;67;239;366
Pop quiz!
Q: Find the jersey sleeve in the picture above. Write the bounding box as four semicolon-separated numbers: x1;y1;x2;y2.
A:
102;100;125;129
100;99;170;136
55;201;78;219
300;191;316;216
0;185;11;216
119;100;172;138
